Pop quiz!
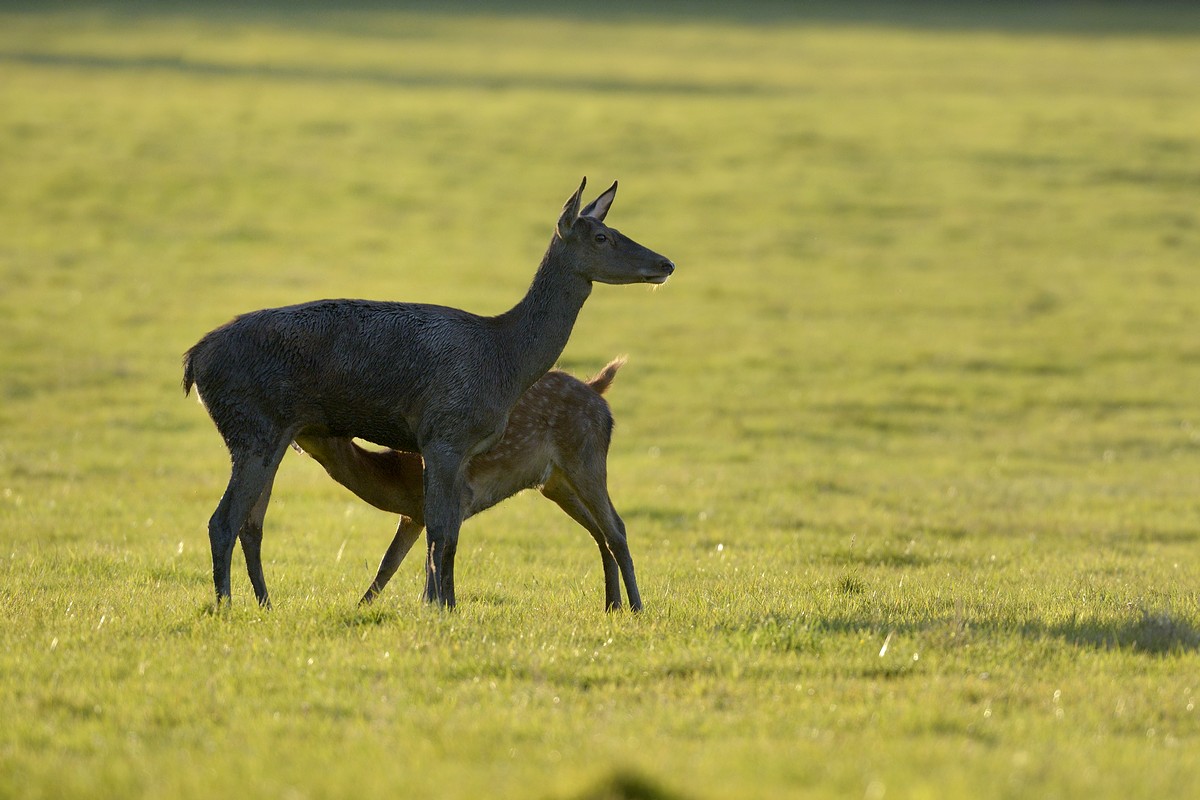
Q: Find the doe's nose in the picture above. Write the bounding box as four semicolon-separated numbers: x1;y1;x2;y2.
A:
659;259;675;275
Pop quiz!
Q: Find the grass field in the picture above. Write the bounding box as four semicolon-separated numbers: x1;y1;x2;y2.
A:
2;2;1200;798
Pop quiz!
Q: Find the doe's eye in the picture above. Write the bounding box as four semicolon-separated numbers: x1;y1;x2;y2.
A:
595;233;608;243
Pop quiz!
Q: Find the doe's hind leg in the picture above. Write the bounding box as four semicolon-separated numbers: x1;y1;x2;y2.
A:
239;477;276;608
209;441;290;606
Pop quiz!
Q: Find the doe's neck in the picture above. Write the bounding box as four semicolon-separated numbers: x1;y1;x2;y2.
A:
495;237;594;393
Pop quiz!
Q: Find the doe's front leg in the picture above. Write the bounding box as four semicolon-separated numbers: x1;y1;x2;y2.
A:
420;444;469;609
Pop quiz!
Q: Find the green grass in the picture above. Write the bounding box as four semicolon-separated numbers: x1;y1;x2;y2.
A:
3;2;1200;798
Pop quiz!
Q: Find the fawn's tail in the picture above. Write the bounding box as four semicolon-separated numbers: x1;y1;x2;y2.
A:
586;356;627;395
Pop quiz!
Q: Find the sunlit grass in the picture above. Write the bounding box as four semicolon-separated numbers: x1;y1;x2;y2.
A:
2;2;1200;798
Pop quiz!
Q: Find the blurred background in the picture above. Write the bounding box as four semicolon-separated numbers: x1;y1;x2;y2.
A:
2;2;1199;797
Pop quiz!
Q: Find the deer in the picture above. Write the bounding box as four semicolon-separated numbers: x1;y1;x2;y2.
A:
182;178;673;609
292;358;640;611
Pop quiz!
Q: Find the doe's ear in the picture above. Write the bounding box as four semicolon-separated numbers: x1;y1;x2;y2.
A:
556;177;587;239
580;180;618;221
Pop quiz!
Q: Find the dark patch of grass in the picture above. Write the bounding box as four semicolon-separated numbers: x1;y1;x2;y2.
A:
836;572;867;595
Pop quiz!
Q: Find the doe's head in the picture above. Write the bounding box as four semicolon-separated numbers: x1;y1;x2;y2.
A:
555;177;675;286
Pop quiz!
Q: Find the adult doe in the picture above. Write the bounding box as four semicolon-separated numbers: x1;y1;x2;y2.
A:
294;359;641;611
182;178;673;608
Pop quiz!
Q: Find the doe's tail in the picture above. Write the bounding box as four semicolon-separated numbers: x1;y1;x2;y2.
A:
181;346;197;396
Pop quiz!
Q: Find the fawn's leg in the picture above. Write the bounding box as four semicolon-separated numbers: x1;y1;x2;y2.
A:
560;455;642;612
359;516;423;605
542;477;623;611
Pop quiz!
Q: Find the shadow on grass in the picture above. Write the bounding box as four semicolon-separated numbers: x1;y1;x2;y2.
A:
5;1;1197;113
0;50;784;98
747;604;1200;658
565;770;689;800
339;603;405;627
1043;608;1200;655
835;548;940;569
4;0;1200;36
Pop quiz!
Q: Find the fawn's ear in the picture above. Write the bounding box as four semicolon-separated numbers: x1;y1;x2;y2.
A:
556;177;587;239
580;180;618;221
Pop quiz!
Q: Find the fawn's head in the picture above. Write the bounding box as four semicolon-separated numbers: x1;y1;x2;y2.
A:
554;178;675;286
